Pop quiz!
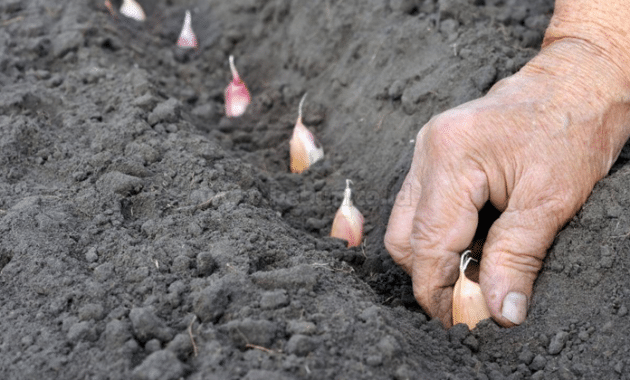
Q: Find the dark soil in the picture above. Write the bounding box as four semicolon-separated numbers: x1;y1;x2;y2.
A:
2;0;630;379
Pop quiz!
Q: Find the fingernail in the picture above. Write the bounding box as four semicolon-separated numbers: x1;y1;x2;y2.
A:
501;292;527;325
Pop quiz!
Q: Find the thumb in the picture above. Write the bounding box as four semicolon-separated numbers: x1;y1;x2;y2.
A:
479;197;570;326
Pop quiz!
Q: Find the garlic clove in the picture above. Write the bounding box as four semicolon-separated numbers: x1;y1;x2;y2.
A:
452;251;491;329
224;55;251;117
289;94;324;173
331;180;364;247
177;10;198;49
120;0;146;22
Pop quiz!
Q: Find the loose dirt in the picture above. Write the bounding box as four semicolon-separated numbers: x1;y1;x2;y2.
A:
2;0;630;379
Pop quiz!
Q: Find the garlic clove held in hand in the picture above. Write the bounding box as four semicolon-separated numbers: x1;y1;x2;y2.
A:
177;10;198;49
224;55;251;118
330;179;364;248
289;94;324;173
452;250;491;329
120;0;146;22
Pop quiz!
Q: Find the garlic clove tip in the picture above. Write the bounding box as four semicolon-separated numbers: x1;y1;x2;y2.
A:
177;10;198;49
120;0;146;22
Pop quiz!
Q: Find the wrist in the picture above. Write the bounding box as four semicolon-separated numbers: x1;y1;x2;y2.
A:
524;38;630;103
514;38;630;176
541;0;630;92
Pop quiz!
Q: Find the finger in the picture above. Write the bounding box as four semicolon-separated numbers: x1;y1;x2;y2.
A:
410;163;489;327
385;127;431;275
479;183;576;326
384;167;422;275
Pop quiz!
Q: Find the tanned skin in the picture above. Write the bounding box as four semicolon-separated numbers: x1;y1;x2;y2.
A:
385;0;630;328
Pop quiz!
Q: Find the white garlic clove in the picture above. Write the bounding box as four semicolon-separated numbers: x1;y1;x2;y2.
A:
452;250;491;329
120;0;146;22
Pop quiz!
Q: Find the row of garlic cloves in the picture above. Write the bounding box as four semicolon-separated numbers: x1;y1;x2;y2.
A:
109;1;494;329
103;1;317;166
105;1;199;50
105;1;323;175
104;1;362;248
226;80;363;247
288;98;363;247
102;2;250;122
225;70;363;247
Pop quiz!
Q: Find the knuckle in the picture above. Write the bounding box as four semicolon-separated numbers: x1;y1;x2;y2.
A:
424;109;478;159
536;179;585;224
541;194;578;231
429;109;475;139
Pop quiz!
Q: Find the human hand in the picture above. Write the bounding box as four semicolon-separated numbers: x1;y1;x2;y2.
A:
384;38;630;327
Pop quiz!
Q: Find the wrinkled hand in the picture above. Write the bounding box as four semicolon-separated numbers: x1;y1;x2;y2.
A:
385;38;630;327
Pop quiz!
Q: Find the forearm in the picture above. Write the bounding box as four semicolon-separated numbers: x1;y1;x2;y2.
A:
504;0;630;175
542;0;630;82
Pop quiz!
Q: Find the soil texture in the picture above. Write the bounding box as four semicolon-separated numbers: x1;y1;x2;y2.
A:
2;0;630;379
